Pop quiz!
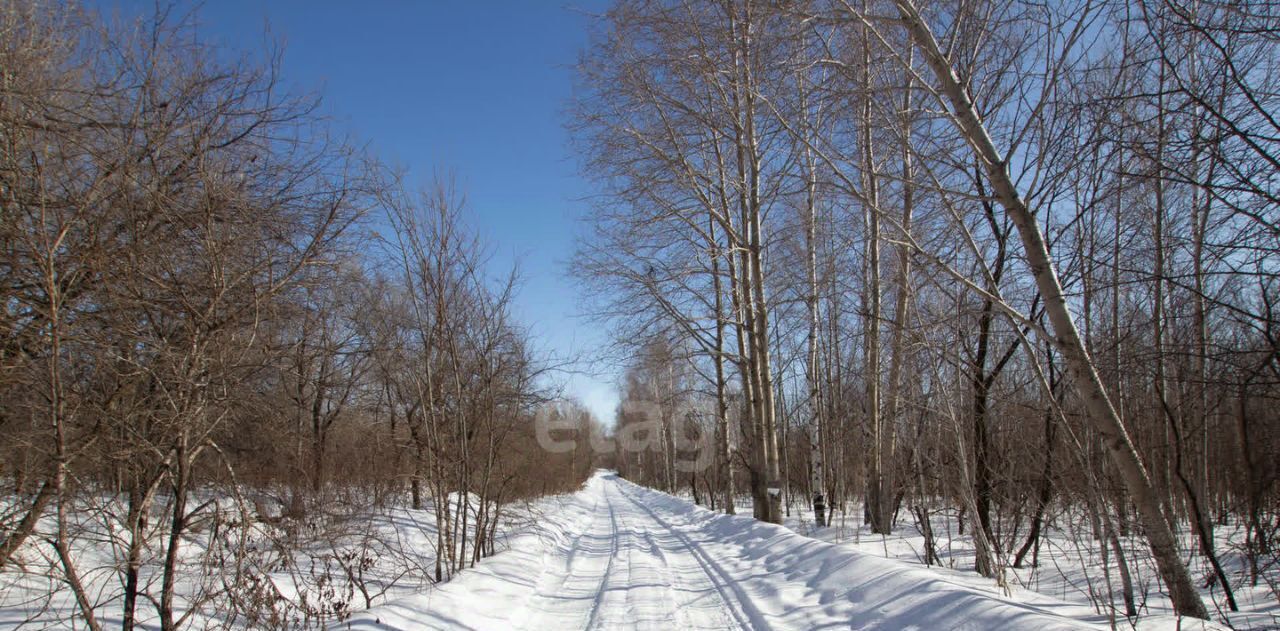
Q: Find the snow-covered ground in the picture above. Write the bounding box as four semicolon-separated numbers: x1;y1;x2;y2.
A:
350;471;1114;630
0;490;515;629
5;473;1271;629
779;496;1278;631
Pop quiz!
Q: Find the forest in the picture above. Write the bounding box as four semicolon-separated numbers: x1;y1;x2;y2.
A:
574;0;1279;624
0;2;599;628
0;0;1277;629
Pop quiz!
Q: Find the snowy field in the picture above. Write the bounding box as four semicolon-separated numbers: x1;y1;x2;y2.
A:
3;473;1274;629
0;489;532;629
778;496;1279;630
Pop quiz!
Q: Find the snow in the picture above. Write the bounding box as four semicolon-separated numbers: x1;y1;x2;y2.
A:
0;491;457;629
5;472;1267;629
349;471;1108;630
779;498;1277;631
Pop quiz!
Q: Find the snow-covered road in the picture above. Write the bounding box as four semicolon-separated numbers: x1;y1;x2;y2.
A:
505;474;758;630
351;472;1101;630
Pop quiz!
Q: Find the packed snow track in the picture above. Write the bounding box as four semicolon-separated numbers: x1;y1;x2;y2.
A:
350;472;1100;630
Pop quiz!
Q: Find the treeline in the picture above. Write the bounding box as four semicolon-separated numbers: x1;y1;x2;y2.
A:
0;2;591;628
573;0;1279;621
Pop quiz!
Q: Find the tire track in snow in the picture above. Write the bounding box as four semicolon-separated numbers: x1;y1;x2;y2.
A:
585;478;680;630
580;484;623;630
510;479;617;630
613;479;766;631
515;474;724;630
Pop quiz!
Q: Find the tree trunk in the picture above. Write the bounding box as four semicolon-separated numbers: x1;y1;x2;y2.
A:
0;478;52;569
971;299;997;576
160;435;191;631
859;5;891;534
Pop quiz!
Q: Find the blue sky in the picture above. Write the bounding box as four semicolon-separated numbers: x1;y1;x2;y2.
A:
101;1;620;423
